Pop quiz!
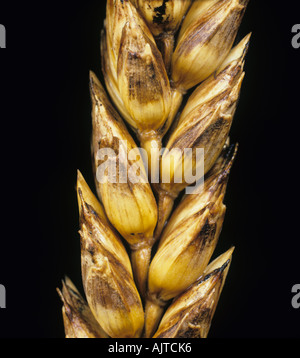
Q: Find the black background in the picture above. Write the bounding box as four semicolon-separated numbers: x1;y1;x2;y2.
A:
0;0;299;339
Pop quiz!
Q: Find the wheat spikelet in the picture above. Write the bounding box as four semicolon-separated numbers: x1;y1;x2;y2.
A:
58;0;251;338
